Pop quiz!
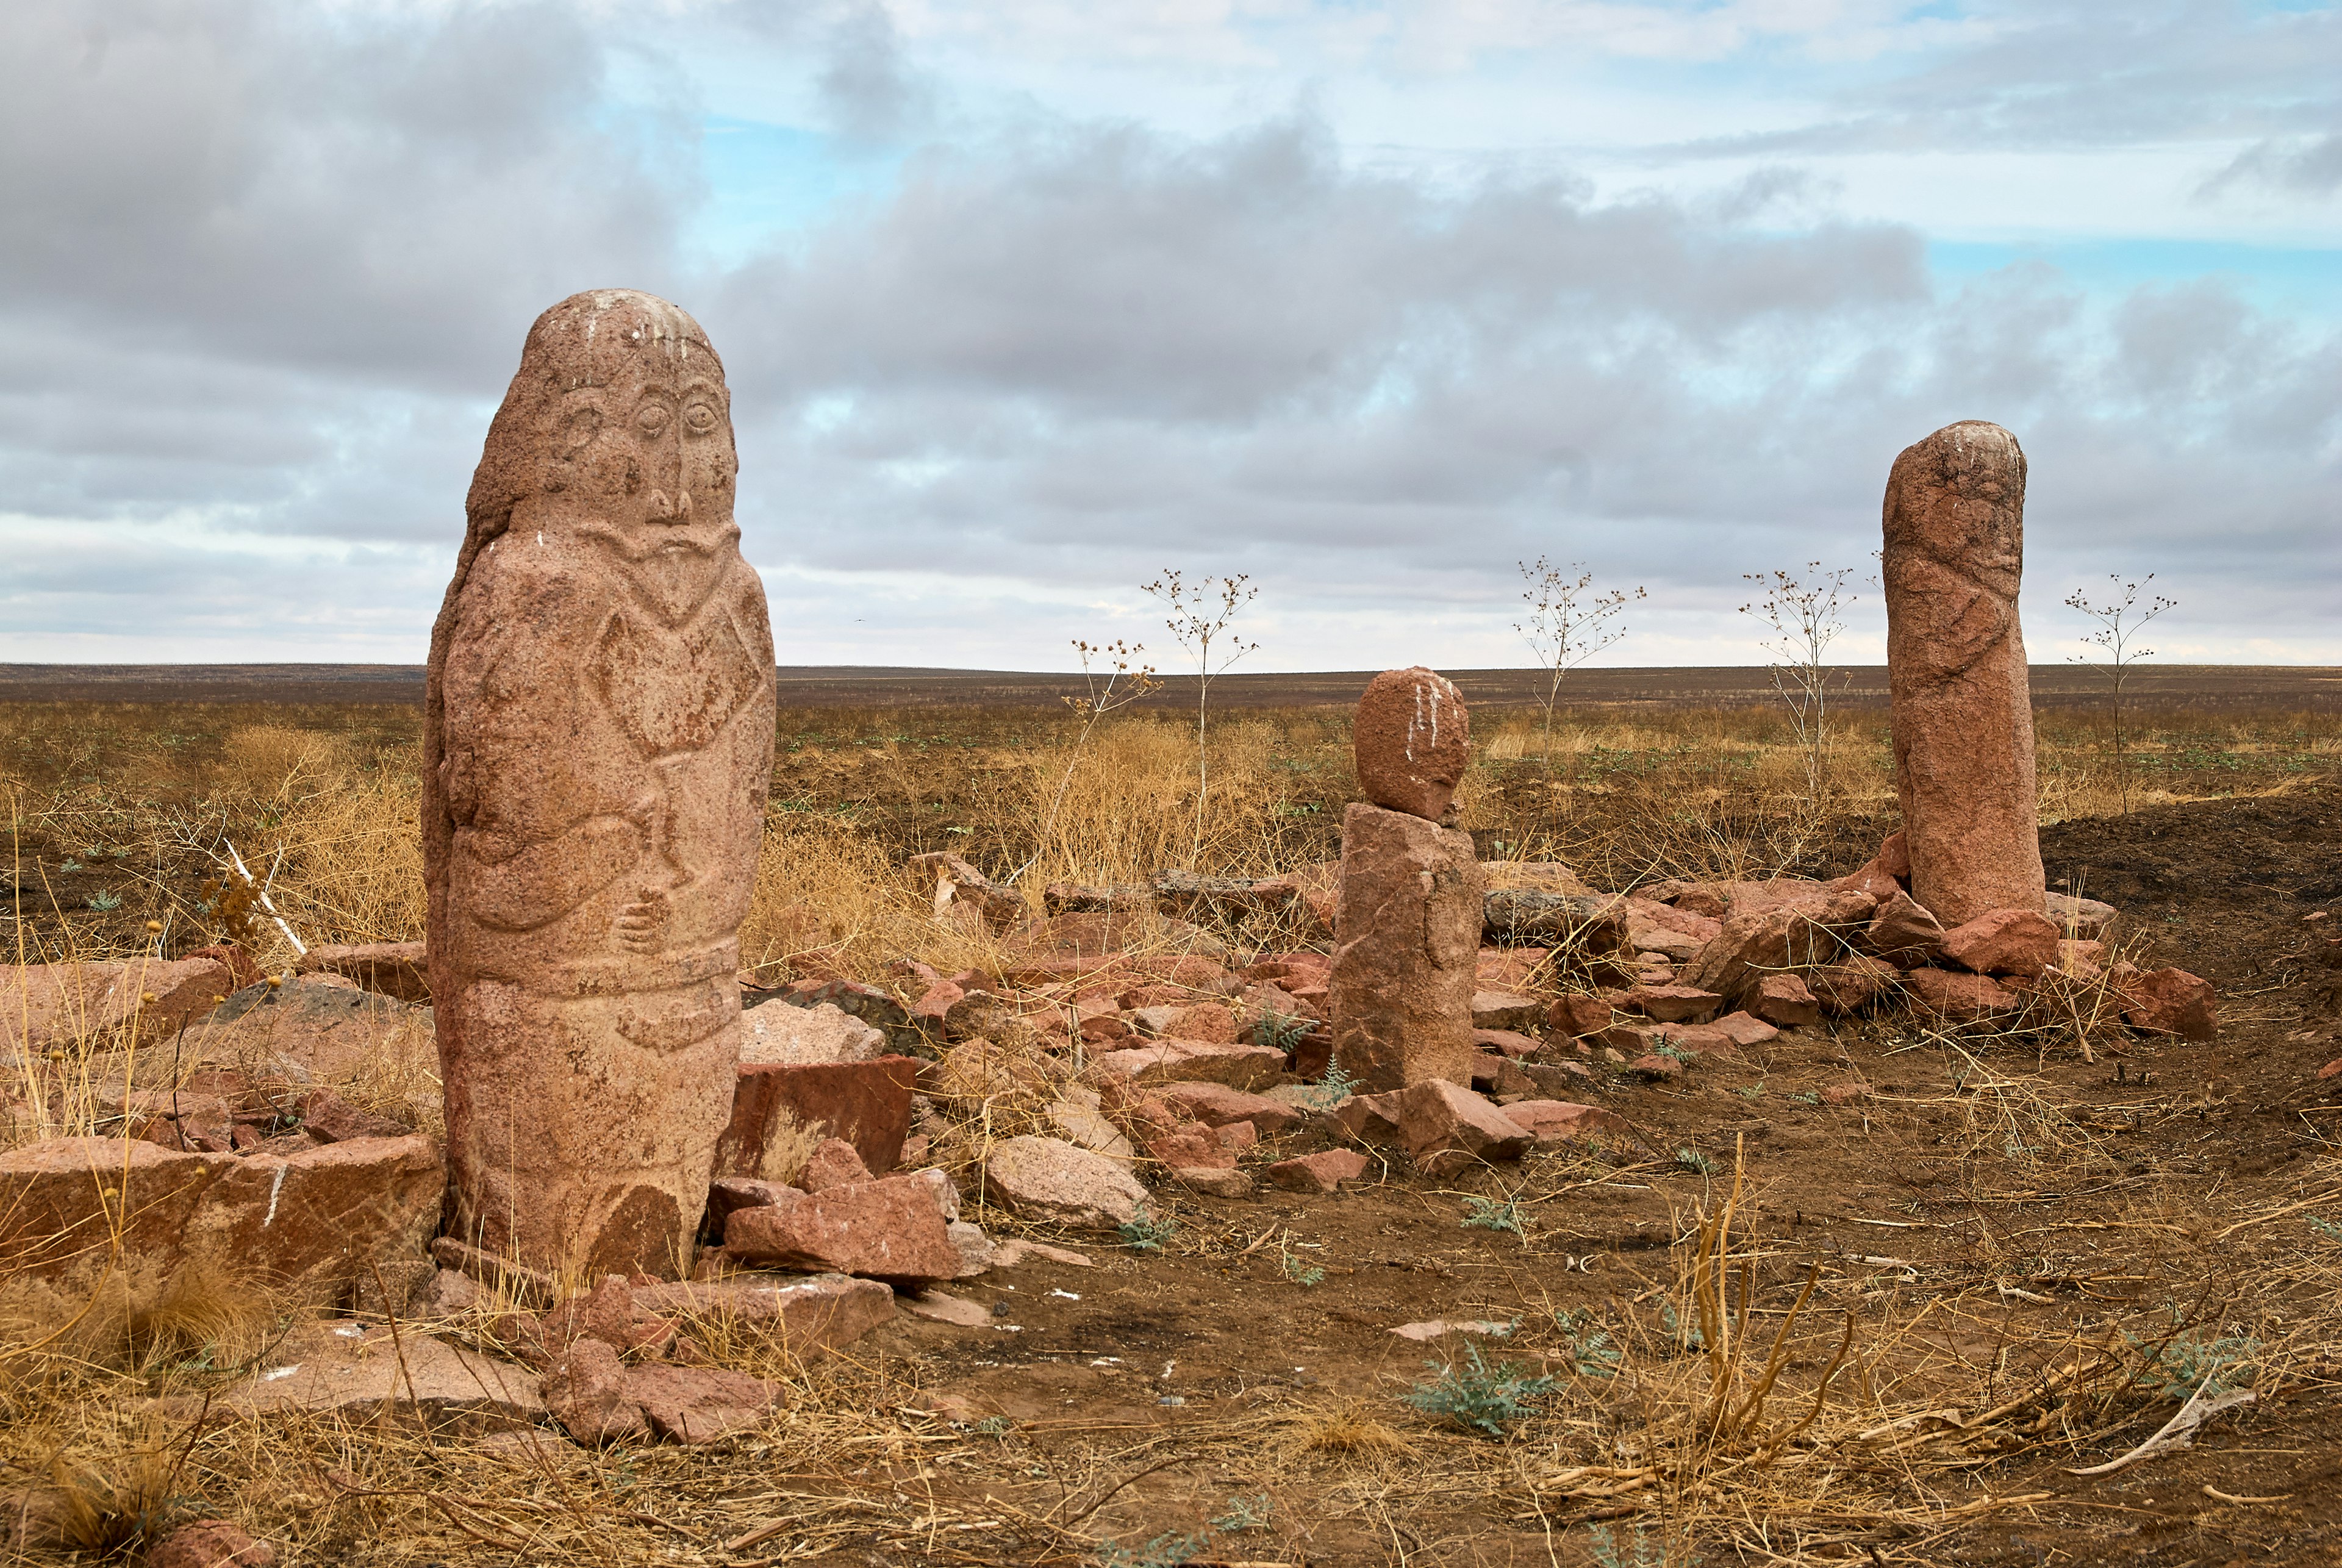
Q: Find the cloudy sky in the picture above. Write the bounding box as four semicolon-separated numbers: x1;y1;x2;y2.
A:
2;0;2335;671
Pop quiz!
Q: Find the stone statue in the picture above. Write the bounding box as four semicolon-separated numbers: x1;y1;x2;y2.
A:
1882;420;2046;928
1329;668;1483;1092
424;290;775;1279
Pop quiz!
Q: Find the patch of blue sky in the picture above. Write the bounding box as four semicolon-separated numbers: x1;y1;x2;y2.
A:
1927;238;2342;323
692;116;907;266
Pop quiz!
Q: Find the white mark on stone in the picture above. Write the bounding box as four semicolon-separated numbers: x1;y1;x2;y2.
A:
262;1163;287;1228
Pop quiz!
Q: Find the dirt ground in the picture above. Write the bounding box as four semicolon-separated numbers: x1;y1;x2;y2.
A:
800;786;2342;1566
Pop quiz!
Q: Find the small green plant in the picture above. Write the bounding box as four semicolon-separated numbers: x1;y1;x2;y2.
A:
1403;1341;1560;1438
1731;1082;1765;1101
1652;1039;1699;1066
1119;1203;1178;1253
1292;1051;1360;1109
1587;1521;1700;1568
1251;1009;1315;1054
2309;1216;2342;1242
86;890;123;912
1657;1298;1705;1351
1675;1146;1715;1175
1209;1494;1273;1533
973;1415;1012;1437
1461;1195;1525;1236
2124;1308;2261;1402
1277;1236;1325;1288
1550;1308;1622;1380
1786;1089;1819;1106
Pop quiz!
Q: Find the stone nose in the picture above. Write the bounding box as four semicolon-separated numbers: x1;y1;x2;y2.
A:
646;426;692;523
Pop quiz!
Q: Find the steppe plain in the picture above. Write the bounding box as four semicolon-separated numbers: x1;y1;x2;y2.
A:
4;662;2341;1567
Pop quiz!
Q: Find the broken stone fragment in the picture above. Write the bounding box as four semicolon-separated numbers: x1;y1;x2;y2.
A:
740;998;887;1065
717;1056;917;1182
1745;973;1822;1029
1265;1148;1370;1193
1152;1081;1301;1134
981;1135;1150;1228
228;1319;543;1433
631;1272;894;1361
1468;991;1543;1031
295;941;431;1003
2117;967;2218;1040
1334;1079;1530;1179
1904;968;2022;1023
1617;984;1723;1024
1086;1040;1286;1092
1808;956;1901;1016
147;1521;277;1568
1937;908;2063;979
0;1134;439;1305
723;1173;962;1283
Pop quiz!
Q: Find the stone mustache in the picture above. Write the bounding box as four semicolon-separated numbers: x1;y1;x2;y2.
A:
424;290;776;1280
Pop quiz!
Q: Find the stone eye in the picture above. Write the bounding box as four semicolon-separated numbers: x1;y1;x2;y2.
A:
636;404;670;436
558;407;601;450
684;402;718;434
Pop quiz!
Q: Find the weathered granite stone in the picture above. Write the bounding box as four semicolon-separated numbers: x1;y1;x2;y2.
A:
1882;421;2046;926
425;290;776;1279
1329;803;1483;1092
1353;667;1470;822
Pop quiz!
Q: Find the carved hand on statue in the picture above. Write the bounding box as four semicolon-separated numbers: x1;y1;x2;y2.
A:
614;888;672;953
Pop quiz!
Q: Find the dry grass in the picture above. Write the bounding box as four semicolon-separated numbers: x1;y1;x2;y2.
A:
2;694;2339;1563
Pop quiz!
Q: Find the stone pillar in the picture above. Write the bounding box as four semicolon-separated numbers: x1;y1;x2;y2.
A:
1882;420;2045;928
424;290;776;1280
1329;668;1481;1092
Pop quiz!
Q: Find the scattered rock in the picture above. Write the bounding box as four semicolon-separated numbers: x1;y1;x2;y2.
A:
1087;1040;1285;1092
1335;1079;1530;1179
1682;893;1874;1005
1499;1100;1628;1144
296;1087;412;1144
1904;968;2022;1023
1938;908;2063;979
903;1291;996;1327
1483;890;1631;952
0;1134;439;1303
2118;968;2218;1040
1744;974;1822;1029
0;955;239;1053
1390;1320;1513;1342
228;1319;543;1433
1266;1149;1370;1192
1808;956;1901;1016
723;1173;961;1282
199;975;435;1084
1710;1011;1779;1048
982;1136;1150;1228
542;1337;650;1444
1617;984;1722;1023
906;851;1030;933
296;942;430;1004
627;1362;782;1445
1860;889;1948;968
1468;991;1542;1031
799;1137;873;1193
989;1239;1095;1269
1168;1165;1253;1198
1547;994;1616;1037
631;1273;894;1360
717;1056;917;1181
1044;1087;1137;1160
147;1520;277;1568
2044;891;2119;940
1624;1053;1683;1080
740;998;886;1065
1153;1081;1300;1134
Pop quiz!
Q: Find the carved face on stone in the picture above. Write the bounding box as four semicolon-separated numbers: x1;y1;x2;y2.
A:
469;290;742;623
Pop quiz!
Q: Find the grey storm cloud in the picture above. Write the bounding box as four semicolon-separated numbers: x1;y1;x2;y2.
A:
0;0;2334;660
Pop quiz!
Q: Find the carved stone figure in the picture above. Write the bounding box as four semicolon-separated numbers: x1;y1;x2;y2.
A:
1330;668;1482;1092
425;290;775;1279
1882;421;2045;928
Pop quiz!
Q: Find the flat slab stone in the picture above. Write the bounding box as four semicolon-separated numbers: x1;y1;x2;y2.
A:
228;1320;542;1433
634;1273;895;1361
1086;1040;1285;1092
